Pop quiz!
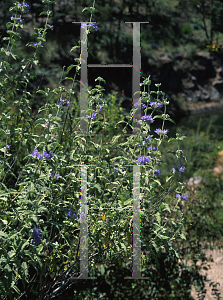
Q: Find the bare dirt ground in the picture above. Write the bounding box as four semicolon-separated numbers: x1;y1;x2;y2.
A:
189;248;223;299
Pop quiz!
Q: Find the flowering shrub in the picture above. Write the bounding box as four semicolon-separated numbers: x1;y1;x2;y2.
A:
0;0;217;299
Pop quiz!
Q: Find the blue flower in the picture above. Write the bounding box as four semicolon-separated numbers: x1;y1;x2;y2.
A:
6;144;10;149
147;146;157;151
182;195;188;201
141;115;154;124
45;122;49;126
90;22;98;31
81;23;98;31
50;25;53;30
136;156;151;165
176;194;188;201
137;141;146;147
67;209;72;216
67;209;77;219
58;98;70;106
43;151;54;159
33;42;44;47
172;168;176;173
55;173;60;179
17;17;23;23
31;149;38;157
92;112;97;120
86;112;97;120
154;128;169;135
32;228;42;245
134;103;146;109
17;3;21;7
178;166;186;173
150;102;163;108
37;153;43;160
154;169;161;176
146;136;152;141
49;173;54;177
96;104;102;111
23;2;31;11
114;167;119;172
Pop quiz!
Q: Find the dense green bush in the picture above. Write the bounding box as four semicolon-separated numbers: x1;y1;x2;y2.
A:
0;1;223;300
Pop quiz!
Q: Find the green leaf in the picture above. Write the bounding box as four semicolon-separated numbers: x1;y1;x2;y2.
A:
179;233;186;240
37;243;44;254
124;198;132;206
36;90;47;96
163;203;171;213
0;231;8;238
151;241;159;253
39;11;48;16
67;64;76;73
153;179;161;186
21;262;28;279
21;241;29;251
166;176;173;183
155;212;161;226
70;46;80;52
37;36;46;43
111;135;121;145
11;283;21;295
6;30;20;38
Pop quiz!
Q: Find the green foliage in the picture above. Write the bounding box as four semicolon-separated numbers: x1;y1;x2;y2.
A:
0;1;223;300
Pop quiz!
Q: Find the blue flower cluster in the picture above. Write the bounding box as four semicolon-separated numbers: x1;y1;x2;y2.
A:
134;102;146;109
176;194;188;201
58;98;70;106
33;42;44;47
16;2;30;11
81;22;98;31
150;102;163;108
154;169;161;176
172;166;186;173
10;16;23;23
31;228;42;245
141;115;154;123
31;149;54;160
136;156;151;165
147;146;157;151
67;209;77;219
86;112;97;121
155;128;169;135
49;173;60;179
